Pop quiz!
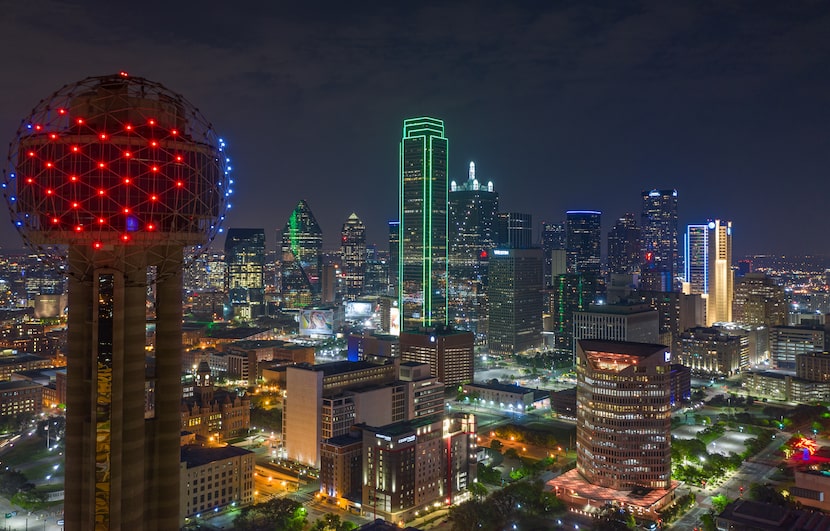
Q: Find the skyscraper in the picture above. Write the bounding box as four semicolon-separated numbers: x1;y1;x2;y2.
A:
399;117;448;330
541;221;566;287
340;213;366;301
488;247;544;355
280;199;323;308
3;74;231;530
565;210;601;277
684;220;733;325
388;220;400;294
707;219;733;325
607;213;640;275
641;189;680;282
224;228;265;319
448;161;498;336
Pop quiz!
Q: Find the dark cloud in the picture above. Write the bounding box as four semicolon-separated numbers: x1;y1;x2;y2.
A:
1;1;829;256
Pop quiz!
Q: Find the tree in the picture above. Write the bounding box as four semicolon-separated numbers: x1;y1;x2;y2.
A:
450;500;494;531
490;439;503;453
469;481;488;500
312;514;356;531
710;494;728;513
0;469;28;497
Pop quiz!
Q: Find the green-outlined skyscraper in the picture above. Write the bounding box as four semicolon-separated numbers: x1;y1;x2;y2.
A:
399;117;448;331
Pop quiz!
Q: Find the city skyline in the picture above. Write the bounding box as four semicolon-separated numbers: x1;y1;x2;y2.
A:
2;3;829;256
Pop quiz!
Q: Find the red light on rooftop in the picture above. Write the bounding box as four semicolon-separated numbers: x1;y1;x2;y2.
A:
147;223;156;231
72;146;79;153
75;225;83;232
49;133;58;140
150;140;158;147
122;207;130;214
119;71;128;77
27;151;35;157
76;118;84;125
70;175;78;182
93;241;103;249
125;124;132;131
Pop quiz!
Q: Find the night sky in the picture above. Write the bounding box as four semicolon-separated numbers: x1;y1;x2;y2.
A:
2;1;828;257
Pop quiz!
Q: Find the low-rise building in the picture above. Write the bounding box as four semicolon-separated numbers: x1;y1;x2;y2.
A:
677;326;748;376
180;445;255;526
0;380;42;416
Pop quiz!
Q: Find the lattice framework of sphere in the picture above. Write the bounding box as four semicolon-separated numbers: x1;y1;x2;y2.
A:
3;72;231;253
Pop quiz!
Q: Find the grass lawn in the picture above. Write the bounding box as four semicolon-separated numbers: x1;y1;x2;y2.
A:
0;437;54;468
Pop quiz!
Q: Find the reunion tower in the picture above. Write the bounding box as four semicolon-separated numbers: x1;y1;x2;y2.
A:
2;73;232;530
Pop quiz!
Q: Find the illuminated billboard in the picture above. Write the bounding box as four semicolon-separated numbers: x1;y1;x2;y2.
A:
345;301;374;320
389;307;400;336
300;309;334;336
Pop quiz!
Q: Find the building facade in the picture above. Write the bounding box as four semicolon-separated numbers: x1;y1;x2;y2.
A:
341;213;367;301
224;228;266;320
399;328;474;386
179;445;254;526
607;213;641;276
575;340;672;491
706;220;733;325
640;190;679;281
677;326;748;376
399;117;448;330
565;210;602;280
487;247;544;356
732;273;787;327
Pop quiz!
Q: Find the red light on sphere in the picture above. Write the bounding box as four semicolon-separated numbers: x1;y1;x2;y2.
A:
123;151;131;158
121;234;130;242
71;202;80;208
76;118;84;125
25;178;33;184
147;223;156;231
72;146;79;153
98;162;106;169
45;162;53;168
49;133;58;140
176;181;183;187
150;195;158;201
93;241;103;249
46;189;54;195
70;175;78;182
27;151;35;157
125;124;132;131
122;207;130;214
151;166;159;172
34;125;42;131
75;225;83;232
58;108;67;115
99;133;108;140
51;217;59;224
98;218;106;224
171;129;178;136
123;177;131;184
150;140;158;147
97;190;105;196
175;155;183;162
148;119;156;126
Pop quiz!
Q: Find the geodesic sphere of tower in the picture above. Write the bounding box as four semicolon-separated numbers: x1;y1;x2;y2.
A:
3;72;232;253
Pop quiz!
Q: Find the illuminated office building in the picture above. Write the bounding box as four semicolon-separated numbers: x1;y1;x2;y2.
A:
447;162;498;336
387;220;400;294
541;221;566;287
640;189;680;281
280;199;323;308
340;213;366;301
732;273;787;327
706;220;733;325
399;117;448;330
399;328;474;386
684;224;708;295
607;213;640;275
566;210;601;284
224;228;265;319
575;340;672;490
550;273;590;354
488;247;543;356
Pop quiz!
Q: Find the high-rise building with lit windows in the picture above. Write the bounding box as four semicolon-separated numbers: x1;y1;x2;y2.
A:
279;199;323;308
607;213;640;275
399;117;448;330
641;189;680;282
706;220;733;325
340;213;366;301
684;224;708;295
541;221;566;287
575;339;672;490
447;162;498;336
224;228;265;319
565;210;601;278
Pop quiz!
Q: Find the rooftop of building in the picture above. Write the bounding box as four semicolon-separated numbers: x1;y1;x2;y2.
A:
227;339;304;350
361;414;442;437
322;432;363;447
294;360;393;377
180;444;253;468
204;327;270;339
546;469;677;512
581;302;656;315
0;379;43;390
0;353;50;365
466;381;535;394
400;326;473;337
358;519;423;531
578;339;668;358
